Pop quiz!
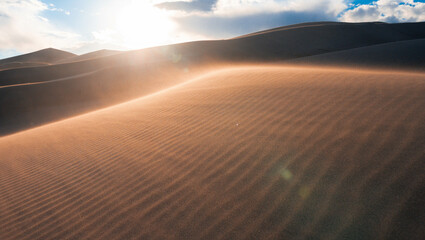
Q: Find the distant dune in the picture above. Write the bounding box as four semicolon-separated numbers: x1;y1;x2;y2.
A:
0;49;120;71
0;48;76;71
165;21;425;62
290;38;425;71
1;66;424;239
56;49;122;64
2;21;425;86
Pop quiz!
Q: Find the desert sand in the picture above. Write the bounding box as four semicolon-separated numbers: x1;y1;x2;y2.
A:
1;21;425;239
1;66;424;239
0;48;76;71
1;22;425;137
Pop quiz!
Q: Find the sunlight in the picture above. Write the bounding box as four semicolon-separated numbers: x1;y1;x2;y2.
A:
115;2;176;49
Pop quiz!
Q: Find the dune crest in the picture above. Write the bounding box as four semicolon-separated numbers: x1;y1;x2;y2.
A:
56;50;122;64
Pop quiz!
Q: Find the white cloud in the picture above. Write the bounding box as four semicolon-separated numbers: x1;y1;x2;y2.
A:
340;0;425;22
284;0;347;15
48;5;71;15
0;0;80;54
92;29;119;44
165;0;424;23
183;0;348;16
165;0;348;38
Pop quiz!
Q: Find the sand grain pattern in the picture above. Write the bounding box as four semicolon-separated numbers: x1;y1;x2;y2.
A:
0;66;424;239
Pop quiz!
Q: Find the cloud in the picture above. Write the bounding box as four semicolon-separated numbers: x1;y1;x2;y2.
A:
211;0;346;16
48;3;71;15
165;0;425;39
340;0;425;22
168;0;347;38
92;29;119;44
156;0;218;12
174;10;335;38
0;0;80;55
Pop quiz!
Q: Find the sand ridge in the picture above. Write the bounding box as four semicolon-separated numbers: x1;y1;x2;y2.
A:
1;66;424;239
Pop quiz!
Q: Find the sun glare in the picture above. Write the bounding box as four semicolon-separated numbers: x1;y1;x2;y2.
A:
115;2;176;49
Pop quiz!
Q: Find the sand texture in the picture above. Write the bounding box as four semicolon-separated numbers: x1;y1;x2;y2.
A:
1;66;424;240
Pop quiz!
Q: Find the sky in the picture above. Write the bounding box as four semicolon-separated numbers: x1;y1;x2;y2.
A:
0;0;424;58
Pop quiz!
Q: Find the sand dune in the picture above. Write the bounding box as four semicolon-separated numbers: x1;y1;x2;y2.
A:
290;38;425;71
161;21;425;63
0;62;51;70
1;66;424;239
1;22;425;136
0;47;177;87
56;50;122;64
0;61;202;136
2;21;425;86
232;21;342;39
0;48;76;71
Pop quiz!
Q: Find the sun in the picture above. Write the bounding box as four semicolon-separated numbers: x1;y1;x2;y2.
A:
115;2;176;49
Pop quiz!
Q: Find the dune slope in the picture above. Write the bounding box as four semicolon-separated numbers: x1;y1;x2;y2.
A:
162;21;425;63
1;66;424;240
0;61;198;136
290;38;425;71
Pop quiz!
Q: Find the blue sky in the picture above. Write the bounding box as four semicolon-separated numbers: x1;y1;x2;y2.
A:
1;0;424;58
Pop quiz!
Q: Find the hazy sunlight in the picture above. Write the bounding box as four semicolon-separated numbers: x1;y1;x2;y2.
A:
1;0;425;239
115;2;176;49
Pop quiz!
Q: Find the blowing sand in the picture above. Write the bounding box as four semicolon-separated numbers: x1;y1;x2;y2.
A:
0;66;424;239
2;22;425;137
